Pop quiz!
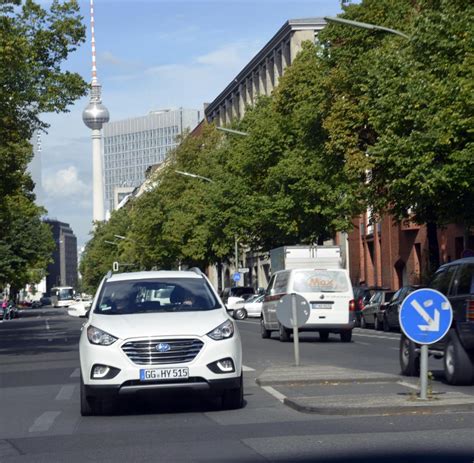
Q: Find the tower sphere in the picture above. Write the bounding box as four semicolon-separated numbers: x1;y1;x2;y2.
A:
82;101;110;130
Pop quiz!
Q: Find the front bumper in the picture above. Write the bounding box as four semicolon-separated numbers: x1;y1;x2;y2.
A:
84;376;241;397
80;332;242;391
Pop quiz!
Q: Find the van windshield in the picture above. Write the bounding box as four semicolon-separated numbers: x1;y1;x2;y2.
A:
293;270;349;293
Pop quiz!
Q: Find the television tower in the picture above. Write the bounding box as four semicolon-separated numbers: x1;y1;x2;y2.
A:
82;0;109;222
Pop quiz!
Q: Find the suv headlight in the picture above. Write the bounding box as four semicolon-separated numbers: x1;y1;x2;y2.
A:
207;319;234;340
87;325;117;346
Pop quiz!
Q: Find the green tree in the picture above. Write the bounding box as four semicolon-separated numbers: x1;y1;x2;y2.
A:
0;0;88;291
331;0;474;270
79;207;132;294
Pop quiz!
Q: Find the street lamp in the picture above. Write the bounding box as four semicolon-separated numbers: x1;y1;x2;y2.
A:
114;234;136;243
174;170;214;183
324;16;410;40
216;127;249;137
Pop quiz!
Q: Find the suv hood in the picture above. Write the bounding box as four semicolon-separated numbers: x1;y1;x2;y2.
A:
89;309;228;340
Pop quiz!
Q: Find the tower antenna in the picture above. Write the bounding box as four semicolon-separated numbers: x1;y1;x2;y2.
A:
82;0;110;222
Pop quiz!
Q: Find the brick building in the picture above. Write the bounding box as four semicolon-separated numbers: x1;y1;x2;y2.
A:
349;212;473;290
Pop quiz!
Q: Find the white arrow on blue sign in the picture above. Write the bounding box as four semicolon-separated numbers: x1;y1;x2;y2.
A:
232;272;241;282
399;288;453;345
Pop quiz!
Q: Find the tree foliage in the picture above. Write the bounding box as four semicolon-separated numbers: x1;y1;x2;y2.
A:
80;0;473;285
0;0;88;291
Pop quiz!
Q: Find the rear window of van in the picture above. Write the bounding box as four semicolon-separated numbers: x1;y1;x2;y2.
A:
293;270;349;293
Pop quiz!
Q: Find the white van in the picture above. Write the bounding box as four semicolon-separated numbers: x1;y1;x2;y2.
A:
261;268;355;342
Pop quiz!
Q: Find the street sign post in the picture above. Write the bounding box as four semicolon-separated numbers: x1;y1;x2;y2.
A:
399;288;453;400
276;294;310;366
238;268;249;274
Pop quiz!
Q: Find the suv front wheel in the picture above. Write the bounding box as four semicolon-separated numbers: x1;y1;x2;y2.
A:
444;331;474;385
221;373;244;409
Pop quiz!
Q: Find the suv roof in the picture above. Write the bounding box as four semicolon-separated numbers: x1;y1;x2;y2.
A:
437;257;474;269
107;270;203;283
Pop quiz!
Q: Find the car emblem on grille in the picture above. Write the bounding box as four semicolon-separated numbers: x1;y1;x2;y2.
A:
156;343;171;352
320;294;325;300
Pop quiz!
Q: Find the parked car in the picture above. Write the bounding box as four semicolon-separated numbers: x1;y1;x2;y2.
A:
68;298;93;318
232;294;265;320
40;296;52;306
381;285;421;332
360;289;395;329
79;268;243;415
400;257;474;385
261;268;354;342
221;286;255;304
352;286;376;327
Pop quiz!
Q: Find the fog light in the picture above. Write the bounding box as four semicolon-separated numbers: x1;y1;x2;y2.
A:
217;359;234;372
92;365;110;378
207;358;235;374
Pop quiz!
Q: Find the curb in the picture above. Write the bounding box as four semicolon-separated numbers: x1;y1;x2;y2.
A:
256;376;401;387
284;396;474;416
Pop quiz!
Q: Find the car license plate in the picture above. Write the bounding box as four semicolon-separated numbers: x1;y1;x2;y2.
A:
311;303;332;309
139;367;189;381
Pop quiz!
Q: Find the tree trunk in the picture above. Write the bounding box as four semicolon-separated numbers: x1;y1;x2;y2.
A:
426;222;440;274
464;225;471;252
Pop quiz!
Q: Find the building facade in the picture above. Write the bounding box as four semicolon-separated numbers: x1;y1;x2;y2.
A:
205;18;326;126
44;220;78;293
102;108;201;212
349;213;474;290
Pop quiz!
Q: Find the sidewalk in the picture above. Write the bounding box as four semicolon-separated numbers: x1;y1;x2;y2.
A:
256;364;474;416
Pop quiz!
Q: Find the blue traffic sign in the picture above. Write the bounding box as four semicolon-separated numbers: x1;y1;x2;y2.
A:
399;288;452;345
232;272;241;282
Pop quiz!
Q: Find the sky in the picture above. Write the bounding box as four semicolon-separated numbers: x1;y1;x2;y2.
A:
38;0;344;249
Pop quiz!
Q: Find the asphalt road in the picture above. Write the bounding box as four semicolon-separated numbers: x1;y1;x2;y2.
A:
0;309;473;462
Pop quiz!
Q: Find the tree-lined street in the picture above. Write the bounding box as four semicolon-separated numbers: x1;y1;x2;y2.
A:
1;310;473;462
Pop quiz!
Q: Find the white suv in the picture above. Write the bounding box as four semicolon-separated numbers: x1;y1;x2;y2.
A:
79;269;243;415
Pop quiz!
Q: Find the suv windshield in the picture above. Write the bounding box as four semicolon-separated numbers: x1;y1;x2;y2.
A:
95;278;220;315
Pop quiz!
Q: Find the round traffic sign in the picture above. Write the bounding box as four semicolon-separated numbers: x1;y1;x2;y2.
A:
399;288;453;345
276;293;310;329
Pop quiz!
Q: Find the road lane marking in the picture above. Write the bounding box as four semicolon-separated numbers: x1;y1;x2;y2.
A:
242;365;255;372
29;411;61;433
45;320;50;330
70;368;80;378
261;386;286;403
55;385;75;401
355;341;370;346
352;332;400;341
397;380;419;391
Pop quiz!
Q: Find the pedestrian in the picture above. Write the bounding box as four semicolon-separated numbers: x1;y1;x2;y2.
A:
2;297;8;320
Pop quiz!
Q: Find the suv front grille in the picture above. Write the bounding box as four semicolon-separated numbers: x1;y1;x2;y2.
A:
121;338;204;365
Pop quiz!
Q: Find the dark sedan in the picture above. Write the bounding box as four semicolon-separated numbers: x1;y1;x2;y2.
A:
381;285;421;332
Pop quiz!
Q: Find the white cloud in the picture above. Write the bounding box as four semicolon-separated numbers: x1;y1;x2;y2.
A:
100;51;123;66
195;42;258;68
43;166;91;199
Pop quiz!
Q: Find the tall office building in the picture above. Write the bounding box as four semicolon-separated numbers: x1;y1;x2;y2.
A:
43;219;78;293
102;108;201;212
